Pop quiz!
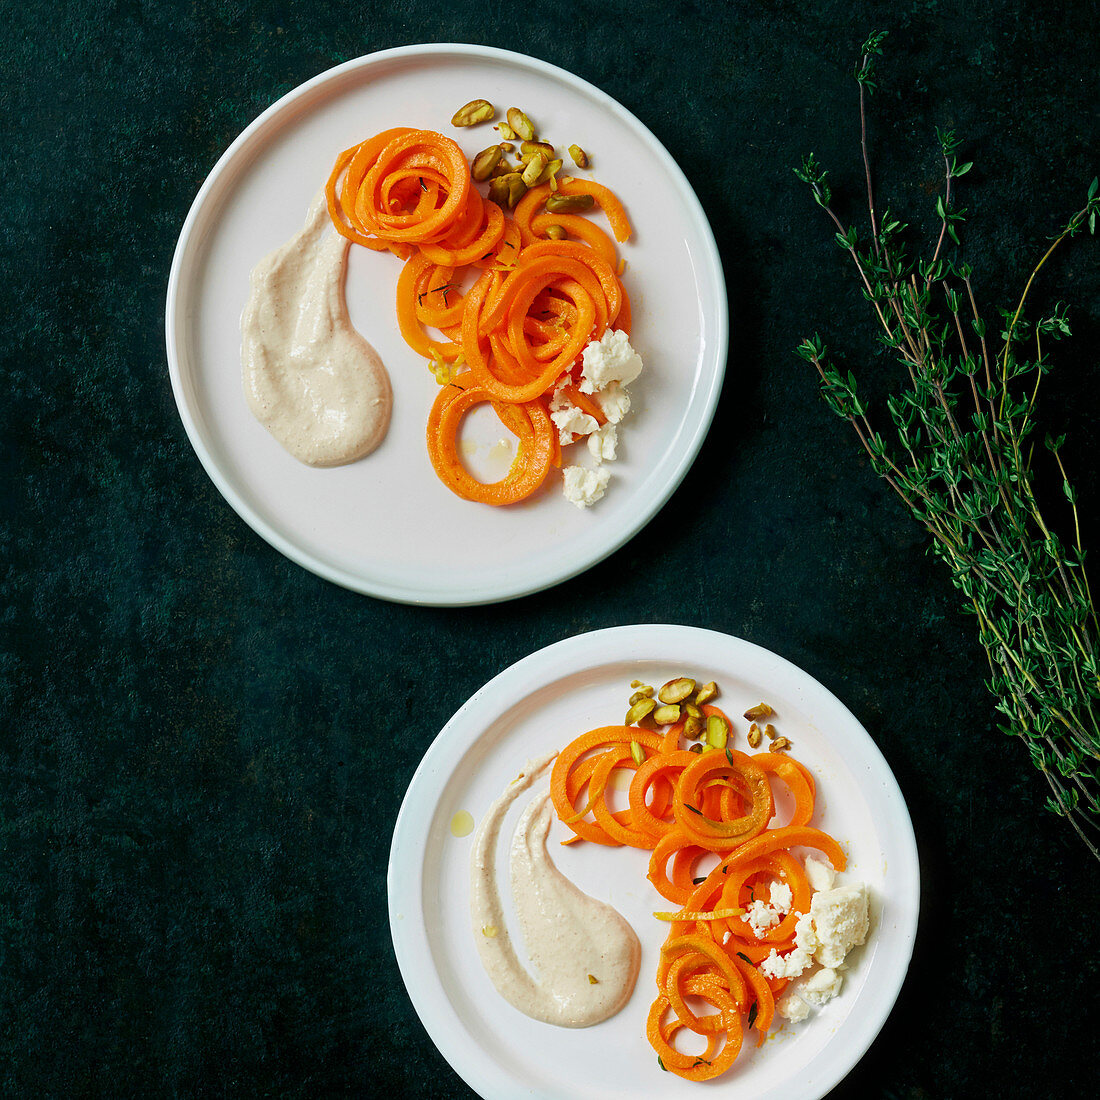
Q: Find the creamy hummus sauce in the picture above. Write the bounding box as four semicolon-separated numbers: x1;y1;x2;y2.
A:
241;193;392;466
470;756;641;1027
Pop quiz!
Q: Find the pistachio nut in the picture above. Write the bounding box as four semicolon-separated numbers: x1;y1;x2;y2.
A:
743;703;774;722
545;191;595;214
658;677;696;705
506;107;535;141
694;681;718;706
488;172;527;208
506;174;528;206
471;145;503;181
625;696;656;726
705;713;730;751
568;144;589;168
521;152;548;187
520;140;555;161
452;99;495;127
652;704;681;725
544;223;567;240
533;157;563;186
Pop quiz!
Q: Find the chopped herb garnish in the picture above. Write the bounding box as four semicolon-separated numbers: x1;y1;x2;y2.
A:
692;876;707;885
725;747;735;767
657;1055;667;1072
737;952;753;964
417;282;458;307
691;1057;712;1068
685;803;704;816
747;1002;758;1029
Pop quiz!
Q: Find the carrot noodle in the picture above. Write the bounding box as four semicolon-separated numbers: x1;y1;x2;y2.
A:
326;129;633;505
552;705;846;1082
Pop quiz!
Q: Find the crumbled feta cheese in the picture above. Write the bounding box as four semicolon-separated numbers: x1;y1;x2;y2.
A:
761;883;870;983
579;329;643;393
549;378;571;407
587;423;618;463
595;381;631;424
800;966;844;1006
555;332;640;506
804;856;836;893
745;899;781;937
769;881;793;914
794;910;818;953
548;386;599;444
760;945;812;980
809;885;869;969
776;990;811;1023
561;466;610;509
549;403;598;445
759;912;817;980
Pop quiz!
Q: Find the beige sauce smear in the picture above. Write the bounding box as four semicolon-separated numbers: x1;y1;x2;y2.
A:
470;756;641;1027
241;193;392;466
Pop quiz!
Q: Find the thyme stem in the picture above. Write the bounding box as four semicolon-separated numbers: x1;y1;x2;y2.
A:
794;34;1100;860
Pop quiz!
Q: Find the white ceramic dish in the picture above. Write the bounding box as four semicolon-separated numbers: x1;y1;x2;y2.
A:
388;625;920;1099
165;45;727;605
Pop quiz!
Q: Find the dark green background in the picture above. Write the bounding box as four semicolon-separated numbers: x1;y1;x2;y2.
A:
3;0;1099;1096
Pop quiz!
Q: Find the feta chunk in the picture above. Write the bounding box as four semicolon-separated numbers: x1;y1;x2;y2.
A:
759;912;817;980
800;966;844;1006
548;386;599;444
549;403;598;445
595;381;631;424
586;423;618;463
776;990;811;1023
579;329;643;393
769;881;793;914
745;899;781;937
804;856;836;892
561;466;610;509
809;885;869;968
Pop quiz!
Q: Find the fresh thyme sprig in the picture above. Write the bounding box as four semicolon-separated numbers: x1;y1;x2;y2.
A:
795;31;1100;860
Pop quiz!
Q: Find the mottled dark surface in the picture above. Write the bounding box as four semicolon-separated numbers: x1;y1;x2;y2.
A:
3;1;1099;1097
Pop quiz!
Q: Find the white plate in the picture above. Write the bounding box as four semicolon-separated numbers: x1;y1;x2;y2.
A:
388;625;920;1100
165;45;727;605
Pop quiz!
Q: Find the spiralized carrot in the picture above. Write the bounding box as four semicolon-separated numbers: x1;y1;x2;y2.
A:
551;693;848;1082
326;128;633;506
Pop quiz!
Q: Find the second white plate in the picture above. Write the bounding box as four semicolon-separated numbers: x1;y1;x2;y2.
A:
166;45;727;605
388;625;920;1099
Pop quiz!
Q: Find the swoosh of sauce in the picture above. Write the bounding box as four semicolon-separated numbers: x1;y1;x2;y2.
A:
241;193;393;466
470;754;641;1027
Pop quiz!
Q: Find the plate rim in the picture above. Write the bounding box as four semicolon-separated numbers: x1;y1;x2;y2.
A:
387;624;921;1100
164;43;729;606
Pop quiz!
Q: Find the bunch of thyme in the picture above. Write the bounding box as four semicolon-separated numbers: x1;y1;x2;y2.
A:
795;31;1100;859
